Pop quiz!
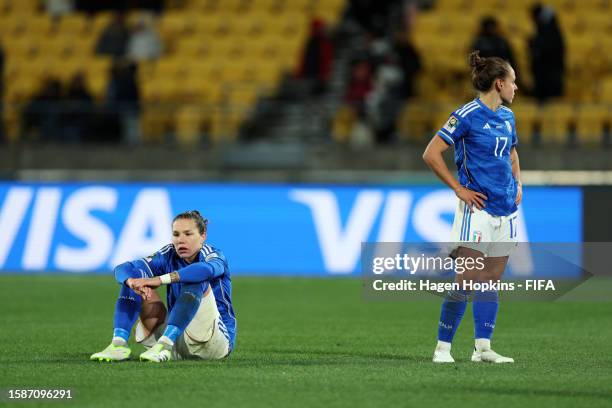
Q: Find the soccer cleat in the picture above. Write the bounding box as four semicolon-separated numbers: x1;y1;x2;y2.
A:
433;346;455;363
90;343;131;362
139;341;173;362
471;348;514;363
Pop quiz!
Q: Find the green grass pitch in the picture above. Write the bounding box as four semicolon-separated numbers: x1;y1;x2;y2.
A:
1;275;611;407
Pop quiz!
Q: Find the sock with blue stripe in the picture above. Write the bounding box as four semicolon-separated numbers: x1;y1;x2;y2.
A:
112;284;142;345
437;290;468;344
473;290;499;347
161;283;207;345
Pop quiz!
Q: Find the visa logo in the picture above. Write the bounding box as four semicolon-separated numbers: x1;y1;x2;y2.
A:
290;189;531;274
0;187;172;271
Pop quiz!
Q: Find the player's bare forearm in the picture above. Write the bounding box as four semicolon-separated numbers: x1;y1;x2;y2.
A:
510;147;521;184
423;136;461;192
511;147;523;205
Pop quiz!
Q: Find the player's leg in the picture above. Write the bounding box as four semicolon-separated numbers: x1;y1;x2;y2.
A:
91;272;144;361
433;200;487;363
471;218;517;363
134;289;167;348
140;282;209;362
175;287;229;360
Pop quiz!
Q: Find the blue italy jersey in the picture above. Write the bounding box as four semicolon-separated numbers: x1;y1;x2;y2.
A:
140;243;237;350
437;98;519;216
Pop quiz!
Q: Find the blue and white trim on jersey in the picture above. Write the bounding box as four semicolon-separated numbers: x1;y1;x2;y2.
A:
460;204;472;241
455;101;480;118
438;129;455;144
159;243;173;254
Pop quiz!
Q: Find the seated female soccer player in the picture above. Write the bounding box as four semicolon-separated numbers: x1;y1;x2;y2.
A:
91;210;236;362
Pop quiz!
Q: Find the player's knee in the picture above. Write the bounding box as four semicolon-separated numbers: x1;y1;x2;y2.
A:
179;282;208;300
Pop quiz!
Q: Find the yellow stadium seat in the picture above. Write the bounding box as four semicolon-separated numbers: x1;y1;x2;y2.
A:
227;85;258;108
4;75;41;103
91;12;113;34
575;104;609;146
56;14;88;35
141;103;173;143
3;0;41;15
599;77;612;103
331;105;356;143
397;103;432;144
210;108;244;142
511;101;539;146
249;0;278;12
540;102;574;145
175;104;205;146
4;36;40;58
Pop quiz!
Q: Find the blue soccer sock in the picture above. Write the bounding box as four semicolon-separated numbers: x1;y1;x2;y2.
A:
473;290;499;342
113;284;142;343
437;290;468;343
161;283;207;344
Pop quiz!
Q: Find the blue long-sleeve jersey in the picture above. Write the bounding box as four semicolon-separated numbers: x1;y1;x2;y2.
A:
115;243;236;350
437;98;519;216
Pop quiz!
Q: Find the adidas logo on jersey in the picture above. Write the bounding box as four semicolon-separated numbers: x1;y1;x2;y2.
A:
483;123;491;129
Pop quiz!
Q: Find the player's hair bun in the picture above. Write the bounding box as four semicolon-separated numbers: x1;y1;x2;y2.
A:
468;50;486;70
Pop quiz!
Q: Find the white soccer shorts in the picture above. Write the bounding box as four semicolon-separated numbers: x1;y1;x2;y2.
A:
135;289;230;360
450;199;518;258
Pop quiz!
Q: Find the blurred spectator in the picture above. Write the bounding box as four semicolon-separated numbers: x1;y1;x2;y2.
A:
0;41;4;143
95;13;129;58
347;0;395;36
367;54;404;143
471;17;516;66
126;15;162;62
394;30;421;99
22;78;64;142
341;59;375;146
105;61;140;144
46;0;74;18
345;59;373;118
529;4;565;102
62;72;94;143
296;18;334;95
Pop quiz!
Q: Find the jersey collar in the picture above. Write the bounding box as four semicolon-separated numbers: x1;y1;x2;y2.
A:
475;97;501;117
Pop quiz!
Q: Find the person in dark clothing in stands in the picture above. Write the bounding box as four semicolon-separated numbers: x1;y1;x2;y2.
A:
529;4;565;102
22;78;63;142
62;72;95;143
105;60;140;144
297;18;334;95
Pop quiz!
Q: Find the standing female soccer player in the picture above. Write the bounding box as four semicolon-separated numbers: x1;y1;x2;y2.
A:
422;51;521;363
91;210;236;362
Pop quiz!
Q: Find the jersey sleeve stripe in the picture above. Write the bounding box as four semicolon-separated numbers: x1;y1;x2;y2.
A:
460;105;480;117
437;132;454;145
140;259;154;277
456;101;477;115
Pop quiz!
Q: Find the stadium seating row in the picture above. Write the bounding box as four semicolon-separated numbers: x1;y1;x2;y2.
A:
396;101;612;146
1;0;348;143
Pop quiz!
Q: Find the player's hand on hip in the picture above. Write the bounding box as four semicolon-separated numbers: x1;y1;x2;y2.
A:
455;186;487;212
515;182;523;205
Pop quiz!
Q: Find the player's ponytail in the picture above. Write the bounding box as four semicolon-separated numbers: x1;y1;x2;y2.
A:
468;50;511;92
173;210;208;234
